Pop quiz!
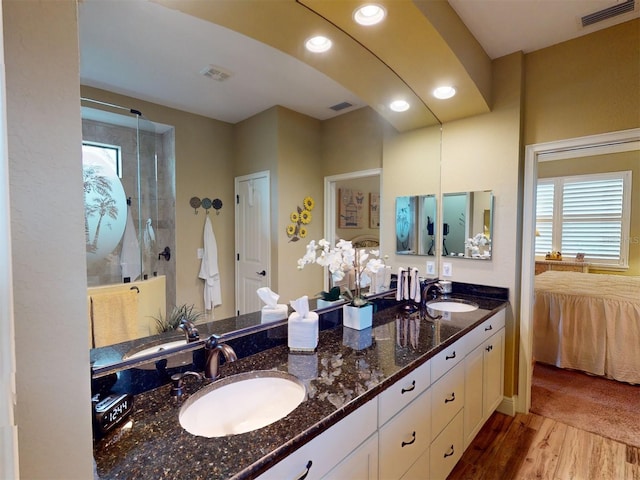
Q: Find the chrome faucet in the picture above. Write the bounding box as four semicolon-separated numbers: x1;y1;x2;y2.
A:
204;335;238;380
178;318;200;343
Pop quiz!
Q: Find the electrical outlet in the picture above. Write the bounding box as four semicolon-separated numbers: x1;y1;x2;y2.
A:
426;261;436;276
442;262;452;277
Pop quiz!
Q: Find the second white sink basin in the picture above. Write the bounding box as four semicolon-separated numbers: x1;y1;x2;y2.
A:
122;339;193;370
179;370;306;438
427;299;479;313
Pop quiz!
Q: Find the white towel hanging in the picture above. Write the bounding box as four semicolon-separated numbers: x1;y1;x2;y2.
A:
121;205;141;282
199;215;222;311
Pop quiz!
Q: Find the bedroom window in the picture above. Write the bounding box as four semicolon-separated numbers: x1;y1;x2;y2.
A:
535;171;632;268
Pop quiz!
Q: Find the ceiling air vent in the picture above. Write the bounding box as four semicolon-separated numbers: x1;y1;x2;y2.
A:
200;65;233;82
581;0;635;27
330;101;353;112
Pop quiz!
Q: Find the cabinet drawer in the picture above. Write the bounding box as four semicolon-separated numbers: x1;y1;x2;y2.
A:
379;389;431;480
431;337;466;382
476;309;505;346
430;410;464;480
431;361;464;440
400;448;430;480
378;359;431;426
257;399;377;480
323;432;379;480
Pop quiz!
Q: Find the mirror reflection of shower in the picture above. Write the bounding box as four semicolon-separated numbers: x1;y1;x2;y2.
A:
81;98;176;301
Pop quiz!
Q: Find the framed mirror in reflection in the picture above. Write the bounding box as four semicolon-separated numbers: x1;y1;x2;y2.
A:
442;190;493;260
395;195;437;256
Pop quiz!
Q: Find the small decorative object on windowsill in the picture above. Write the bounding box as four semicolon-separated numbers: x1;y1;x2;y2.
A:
286;196;314;242
575;252;585;262
297;238;384;330
545;251;563;261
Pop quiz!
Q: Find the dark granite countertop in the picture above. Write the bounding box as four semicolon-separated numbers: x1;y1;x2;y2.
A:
93;294;507;480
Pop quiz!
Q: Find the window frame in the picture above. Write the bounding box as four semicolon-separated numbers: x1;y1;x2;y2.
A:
82;141;122;178
535;170;632;269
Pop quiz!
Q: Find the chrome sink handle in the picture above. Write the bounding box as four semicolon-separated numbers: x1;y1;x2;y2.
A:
204;335;238;380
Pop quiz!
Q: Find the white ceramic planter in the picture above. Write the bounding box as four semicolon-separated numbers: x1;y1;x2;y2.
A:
316;298;343;309
342;303;373;331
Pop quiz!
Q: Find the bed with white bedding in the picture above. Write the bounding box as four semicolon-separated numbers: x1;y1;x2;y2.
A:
533;270;640;384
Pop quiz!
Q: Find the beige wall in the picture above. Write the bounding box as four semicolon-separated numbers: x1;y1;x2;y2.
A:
524;19;639;145
440;52;525;398
4;1;94;477
538;151;640;275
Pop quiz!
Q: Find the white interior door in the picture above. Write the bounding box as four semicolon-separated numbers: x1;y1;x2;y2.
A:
235;171;270;315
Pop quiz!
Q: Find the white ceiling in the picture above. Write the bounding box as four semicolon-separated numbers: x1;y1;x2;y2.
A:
78;0;639;124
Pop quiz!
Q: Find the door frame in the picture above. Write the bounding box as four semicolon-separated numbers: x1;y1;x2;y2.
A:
324;168;382;291
518;128;640;413
234;170;271;314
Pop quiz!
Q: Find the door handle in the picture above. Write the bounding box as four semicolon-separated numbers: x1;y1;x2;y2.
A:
256;270;266;276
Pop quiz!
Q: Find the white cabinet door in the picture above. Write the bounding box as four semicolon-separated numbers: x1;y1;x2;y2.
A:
463;342;484;449
483;327;505;417
323;433;379;480
379;389;432;480
431;361;464;441
257;400;377;480
430;410;464;480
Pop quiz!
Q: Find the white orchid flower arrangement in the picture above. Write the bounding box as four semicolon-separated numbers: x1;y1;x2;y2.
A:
297;239;384;307
464;232;491;257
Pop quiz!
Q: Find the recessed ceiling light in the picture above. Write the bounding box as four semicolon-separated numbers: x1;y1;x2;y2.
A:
354;4;386;26
305;36;332;53
433;86;456;99
389;100;410;112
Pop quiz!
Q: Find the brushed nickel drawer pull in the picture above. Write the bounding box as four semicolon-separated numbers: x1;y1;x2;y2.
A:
445;351;456;360
445;392;456;403
401;380;416;394
401;431;416;447
444;445;455;458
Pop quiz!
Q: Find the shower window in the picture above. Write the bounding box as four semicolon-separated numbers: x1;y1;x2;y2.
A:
82;142;122;177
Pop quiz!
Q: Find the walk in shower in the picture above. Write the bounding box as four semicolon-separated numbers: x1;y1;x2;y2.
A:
81;98;176;310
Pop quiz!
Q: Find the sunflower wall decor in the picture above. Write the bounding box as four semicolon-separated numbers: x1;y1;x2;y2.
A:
287;196;314;242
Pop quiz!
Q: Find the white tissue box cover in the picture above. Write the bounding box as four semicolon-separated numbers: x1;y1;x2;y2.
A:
261;304;288;323
288;311;319;352
342;304;373;331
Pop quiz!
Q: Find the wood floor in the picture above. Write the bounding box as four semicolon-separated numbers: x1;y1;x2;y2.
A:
447;411;640;480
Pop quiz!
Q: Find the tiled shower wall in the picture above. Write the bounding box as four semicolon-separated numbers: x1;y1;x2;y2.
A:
82;117;176;314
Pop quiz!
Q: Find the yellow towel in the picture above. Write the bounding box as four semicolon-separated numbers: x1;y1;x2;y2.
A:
90;290;139;348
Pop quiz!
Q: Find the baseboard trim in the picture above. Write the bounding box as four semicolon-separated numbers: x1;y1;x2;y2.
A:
497;396;516;416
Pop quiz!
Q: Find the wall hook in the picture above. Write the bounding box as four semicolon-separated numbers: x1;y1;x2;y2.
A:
201;197;212;214
190;196;201;215
158;246;171;261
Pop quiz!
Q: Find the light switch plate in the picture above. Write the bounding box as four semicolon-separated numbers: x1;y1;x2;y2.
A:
442;262;452;277
197;248;204;259
426;261;435;276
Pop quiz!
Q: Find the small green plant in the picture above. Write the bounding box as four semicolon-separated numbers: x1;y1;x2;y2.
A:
318;286;342;302
153;304;203;334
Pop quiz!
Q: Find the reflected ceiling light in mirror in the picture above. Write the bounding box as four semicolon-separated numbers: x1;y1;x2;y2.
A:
389;100;410;112
433;86;457;99
305;35;332;53
353;4;386;26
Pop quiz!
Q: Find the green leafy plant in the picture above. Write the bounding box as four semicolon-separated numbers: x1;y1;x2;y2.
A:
318;286;342;302
153;304;203;334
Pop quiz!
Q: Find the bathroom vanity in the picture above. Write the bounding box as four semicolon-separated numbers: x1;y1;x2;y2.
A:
93;286;508;479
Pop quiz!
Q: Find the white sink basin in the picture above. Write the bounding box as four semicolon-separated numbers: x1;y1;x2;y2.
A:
179;371;306;438
427;299;479;313
123;339;192;370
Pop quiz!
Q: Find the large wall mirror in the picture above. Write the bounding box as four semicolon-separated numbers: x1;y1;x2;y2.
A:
442;190;493;259
395;195;437;256
82;2;443;370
